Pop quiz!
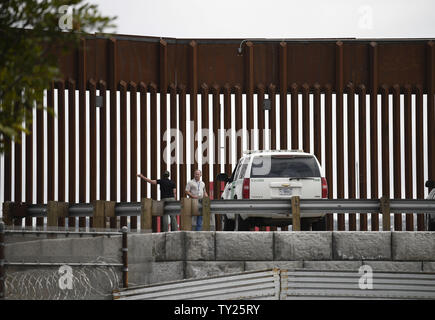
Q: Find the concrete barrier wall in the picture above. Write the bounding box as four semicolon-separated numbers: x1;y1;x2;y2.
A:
4;231;435;290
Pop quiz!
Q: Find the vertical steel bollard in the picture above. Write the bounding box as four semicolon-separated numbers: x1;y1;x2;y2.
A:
0;221;5;300
121;226;128;288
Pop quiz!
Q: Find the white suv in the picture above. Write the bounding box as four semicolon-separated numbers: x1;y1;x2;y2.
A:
217;150;328;231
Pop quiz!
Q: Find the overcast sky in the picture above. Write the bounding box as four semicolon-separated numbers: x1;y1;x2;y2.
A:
92;0;435;39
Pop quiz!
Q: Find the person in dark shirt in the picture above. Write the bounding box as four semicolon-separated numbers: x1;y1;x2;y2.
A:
137;170;178;231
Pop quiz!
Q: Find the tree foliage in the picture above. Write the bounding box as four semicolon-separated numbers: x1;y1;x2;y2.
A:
0;0;116;153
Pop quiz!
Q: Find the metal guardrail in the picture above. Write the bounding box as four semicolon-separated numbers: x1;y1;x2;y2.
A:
112;268;435;300
113;269;281;300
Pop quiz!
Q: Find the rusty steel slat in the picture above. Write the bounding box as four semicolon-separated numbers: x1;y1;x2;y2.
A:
129;82;138;229
358;85;368;231
98;80;107;201
150;82;159;232
36;89;44;227
279;42;288;150
169;84;178;189
201;84;210;196
212;84;220;200
4;137;11;203
324;84;334;231
161;40;169;174
404;85;414;231
120;81;127;206
109;38;118;229
336;41;345;231
139;82;148;199
302;83;310;154
235;85;243;160
14;105;22;207
268;84;277;150
57;81;66;227
179;83;188;200
381;85;390;231
78;39;86;212
245;42;254;141
189;41;198;171
415;85;425;231
88;79;97;229
427;41;435;190
89;79;97;204
392;85;402;231
257;84;265;150
224;84;232;176
347;83;356;231
370;42;379;231
313;83;321;163
47;82;55;202
25;96;33;226
67;79;76;228
290;84;299;150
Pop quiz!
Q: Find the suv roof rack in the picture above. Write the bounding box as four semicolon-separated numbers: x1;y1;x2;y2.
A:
243;149;305;154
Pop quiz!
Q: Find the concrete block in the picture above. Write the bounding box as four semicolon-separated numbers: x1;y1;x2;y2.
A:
245;261;303;271
392;232;435;261
303;261;362;271
128;234;153;264
5;239;42;262
185;231;215;261
149;261;184;284
102;235;122;261
40;238;74;263
128;262;153;286
185;261;245;279
166;232;185;261
363;261;423;272
71;236;105;262
422;262;435;272
216;232;273;261
274;231;332;261
333;232;391;260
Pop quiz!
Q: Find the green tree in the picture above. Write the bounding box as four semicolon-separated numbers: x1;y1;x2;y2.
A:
0;0;116;153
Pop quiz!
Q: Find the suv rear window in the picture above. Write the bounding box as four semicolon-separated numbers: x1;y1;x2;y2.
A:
250;155;320;178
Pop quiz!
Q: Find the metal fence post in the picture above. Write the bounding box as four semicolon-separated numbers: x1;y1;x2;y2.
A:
141;198;153;232
381;197;391;231
121;226;128;288
0;220;5;300
202;197;211;231
291;196;301;231
180;198;192;231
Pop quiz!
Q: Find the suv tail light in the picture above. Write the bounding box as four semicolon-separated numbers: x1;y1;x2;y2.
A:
321;177;328;198
242;178;250;199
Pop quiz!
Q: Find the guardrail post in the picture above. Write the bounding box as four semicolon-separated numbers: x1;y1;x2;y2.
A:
291;196;301;231
105;201;116;230
0;220;5;300
202;197;211;231
92;200;106;229
141;198;153;232
180;198;192;231
381;197;391;231
121;226;128;288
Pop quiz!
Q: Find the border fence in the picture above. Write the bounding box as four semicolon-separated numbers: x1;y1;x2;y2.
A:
1;35;435;232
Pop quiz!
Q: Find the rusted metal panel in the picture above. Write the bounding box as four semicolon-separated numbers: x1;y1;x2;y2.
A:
392;84;402;231
358;85;368;231
404;85;413;231
336;42;345;231
347;83;356;231
370;42;379;231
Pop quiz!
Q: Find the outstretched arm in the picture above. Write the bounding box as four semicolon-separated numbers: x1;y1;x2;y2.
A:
137;173;157;184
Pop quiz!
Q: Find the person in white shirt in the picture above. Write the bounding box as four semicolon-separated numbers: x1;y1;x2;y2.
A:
185;169;209;231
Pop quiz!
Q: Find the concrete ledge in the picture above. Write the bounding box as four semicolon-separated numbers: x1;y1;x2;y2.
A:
216;232;273;261
303;261;363;270
274;232;332;260
363;261;423;272
333;232;391;260
392;232;435;261
149;262;184;284
245;261;303;271
185;232;215;261
423;262;435;272
185;261;244;279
